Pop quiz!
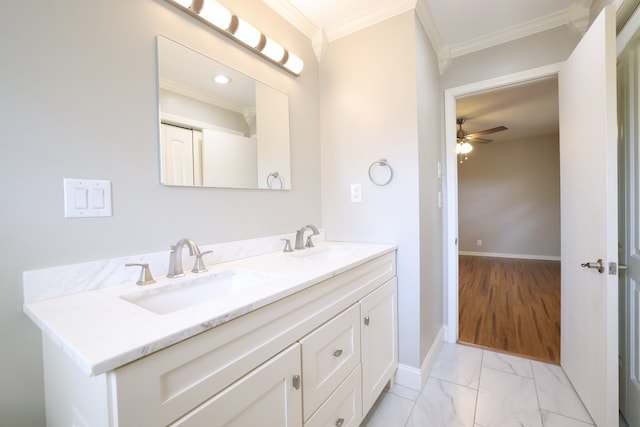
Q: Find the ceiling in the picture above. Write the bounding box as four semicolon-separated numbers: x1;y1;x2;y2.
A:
262;0;592;142
265;0;588;51
456;77;559;143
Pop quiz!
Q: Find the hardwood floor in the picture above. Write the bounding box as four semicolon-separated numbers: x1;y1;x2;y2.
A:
458;255;561;364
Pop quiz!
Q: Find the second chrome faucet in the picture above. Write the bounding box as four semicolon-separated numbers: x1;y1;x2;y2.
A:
294;225;319;250
167;238;211;278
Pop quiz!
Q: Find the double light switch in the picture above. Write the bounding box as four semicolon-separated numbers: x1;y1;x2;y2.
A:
64;179;112;218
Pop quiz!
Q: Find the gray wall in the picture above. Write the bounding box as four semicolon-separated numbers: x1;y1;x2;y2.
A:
440;26;582;90
458;135;561;258
0;1;320;425
320;12;444;369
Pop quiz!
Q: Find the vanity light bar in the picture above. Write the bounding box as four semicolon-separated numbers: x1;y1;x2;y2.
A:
165;0;304;76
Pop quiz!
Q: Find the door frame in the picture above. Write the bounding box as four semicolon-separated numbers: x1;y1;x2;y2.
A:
443;63;562;343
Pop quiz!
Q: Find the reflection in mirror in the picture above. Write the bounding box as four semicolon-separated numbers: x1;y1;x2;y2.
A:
156;35;291;190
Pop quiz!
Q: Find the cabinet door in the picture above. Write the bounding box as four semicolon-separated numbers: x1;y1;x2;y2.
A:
360;277;398;414
170;343;302;427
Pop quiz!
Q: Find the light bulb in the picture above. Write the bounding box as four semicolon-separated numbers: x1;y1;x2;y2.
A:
283;52;304;75
213;75;231;85
232;18;262;48
198;0;232;30
261;37;285;62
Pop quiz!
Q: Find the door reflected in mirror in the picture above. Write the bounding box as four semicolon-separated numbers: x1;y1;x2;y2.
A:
156;35;291;190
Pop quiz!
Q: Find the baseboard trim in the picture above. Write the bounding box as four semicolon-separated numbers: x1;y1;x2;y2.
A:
395;325;445;391
459;251;560;261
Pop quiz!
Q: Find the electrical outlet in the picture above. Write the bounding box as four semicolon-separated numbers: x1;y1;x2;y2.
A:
477;240;483;247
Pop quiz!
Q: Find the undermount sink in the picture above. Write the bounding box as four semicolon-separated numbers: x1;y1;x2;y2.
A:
120;269;276;315
292;245;355;262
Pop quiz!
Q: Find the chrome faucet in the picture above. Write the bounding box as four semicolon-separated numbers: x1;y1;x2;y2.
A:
167;238;210;278
294;225;320;250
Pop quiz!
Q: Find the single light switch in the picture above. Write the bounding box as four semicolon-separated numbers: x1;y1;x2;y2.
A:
64;179;112;218
91;188;105;209
74;188;88;209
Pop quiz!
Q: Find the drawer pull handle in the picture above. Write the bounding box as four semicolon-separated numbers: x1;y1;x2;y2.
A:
292;374;301;390
364;316;370;326
335;418;345;427
333;349;343;357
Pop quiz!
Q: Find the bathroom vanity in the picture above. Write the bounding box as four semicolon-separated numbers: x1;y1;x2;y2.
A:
24;239;397;426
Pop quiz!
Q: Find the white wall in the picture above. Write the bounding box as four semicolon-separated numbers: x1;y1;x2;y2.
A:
458;135;561;258
0;1;320;425
320;12;443;370
416;16;445;364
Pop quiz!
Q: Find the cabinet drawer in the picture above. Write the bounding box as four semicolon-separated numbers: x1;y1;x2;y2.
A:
301;304;360;420
304;366;362;427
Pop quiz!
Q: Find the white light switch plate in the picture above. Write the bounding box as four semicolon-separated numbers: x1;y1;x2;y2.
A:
64;179;112;218
351;184;362;203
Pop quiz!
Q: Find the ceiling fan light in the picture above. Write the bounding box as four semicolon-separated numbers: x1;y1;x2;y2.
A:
460;142;473;154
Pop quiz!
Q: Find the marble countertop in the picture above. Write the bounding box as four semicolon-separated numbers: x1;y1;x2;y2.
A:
23;241;395;377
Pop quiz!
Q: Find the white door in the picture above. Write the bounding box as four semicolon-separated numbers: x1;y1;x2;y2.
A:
618;26;640;427
559;5;618;427
160;123;195;186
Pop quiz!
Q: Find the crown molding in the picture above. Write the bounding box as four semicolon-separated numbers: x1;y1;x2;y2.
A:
416;0;451;74
324;0;416;41
264;0;590;66
450;9;571;58
159;78;246;115
261;0;319;40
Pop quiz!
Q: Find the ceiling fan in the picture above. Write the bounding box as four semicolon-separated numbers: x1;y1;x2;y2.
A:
456;117;508;163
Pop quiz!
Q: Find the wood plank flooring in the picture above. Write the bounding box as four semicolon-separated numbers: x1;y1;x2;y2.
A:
458;255;561;364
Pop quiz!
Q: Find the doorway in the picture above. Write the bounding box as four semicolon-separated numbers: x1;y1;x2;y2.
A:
444;64;562;346
454;78;561;363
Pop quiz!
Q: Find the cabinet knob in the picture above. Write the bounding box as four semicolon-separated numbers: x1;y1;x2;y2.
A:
333;349;343;358
335;418;345;427
364;316;370;326
292;374;301;390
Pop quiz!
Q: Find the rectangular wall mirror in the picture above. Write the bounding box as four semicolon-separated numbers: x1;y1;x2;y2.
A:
156;35;291;190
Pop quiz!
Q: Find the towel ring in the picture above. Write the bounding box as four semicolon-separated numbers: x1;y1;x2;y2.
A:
267;172;284;189
368;159;393;186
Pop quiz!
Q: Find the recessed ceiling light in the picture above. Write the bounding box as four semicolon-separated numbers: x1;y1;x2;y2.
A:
213;75;231;85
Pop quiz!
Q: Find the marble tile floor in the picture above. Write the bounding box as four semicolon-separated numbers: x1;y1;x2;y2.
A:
362;343;627;427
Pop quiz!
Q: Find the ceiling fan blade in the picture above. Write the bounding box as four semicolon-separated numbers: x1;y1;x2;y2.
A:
466;126;508;138
470;137;492;143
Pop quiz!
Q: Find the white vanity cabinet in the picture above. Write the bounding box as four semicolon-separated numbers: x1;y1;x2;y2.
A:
40;250;397;427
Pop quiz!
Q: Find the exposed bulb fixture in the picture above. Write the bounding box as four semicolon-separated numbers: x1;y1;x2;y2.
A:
261;36;285;62
198;0;233;30
230;17;262;48
165;0;304;76
283;52;304;75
